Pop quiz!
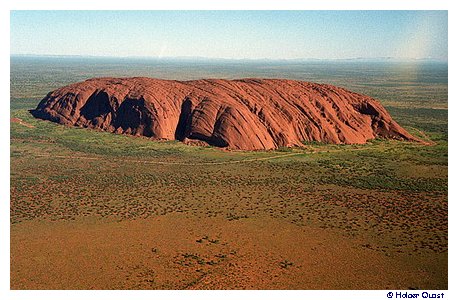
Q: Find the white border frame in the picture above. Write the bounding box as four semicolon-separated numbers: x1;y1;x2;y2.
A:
1;1;454;300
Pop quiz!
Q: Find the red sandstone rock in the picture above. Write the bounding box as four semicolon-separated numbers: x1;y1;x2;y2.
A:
31;77;422;150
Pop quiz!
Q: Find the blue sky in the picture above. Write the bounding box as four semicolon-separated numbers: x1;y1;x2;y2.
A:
10;10;448;60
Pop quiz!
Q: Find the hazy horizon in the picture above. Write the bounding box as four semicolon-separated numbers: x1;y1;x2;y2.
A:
10;53;448;63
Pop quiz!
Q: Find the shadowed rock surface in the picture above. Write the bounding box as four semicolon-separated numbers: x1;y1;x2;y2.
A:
31;77;421;150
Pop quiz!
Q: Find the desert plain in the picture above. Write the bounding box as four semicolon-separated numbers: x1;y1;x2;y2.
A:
10;57;448;289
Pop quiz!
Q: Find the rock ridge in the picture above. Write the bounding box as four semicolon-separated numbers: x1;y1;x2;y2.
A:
31;77;421;150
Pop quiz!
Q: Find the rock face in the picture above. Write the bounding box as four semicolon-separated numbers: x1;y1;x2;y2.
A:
31;77;421;150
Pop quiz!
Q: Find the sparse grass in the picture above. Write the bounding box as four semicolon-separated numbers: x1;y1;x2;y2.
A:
10;113;448;254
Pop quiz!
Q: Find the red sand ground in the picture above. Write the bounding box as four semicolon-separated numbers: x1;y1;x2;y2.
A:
11;214;444;289
10;117;34;128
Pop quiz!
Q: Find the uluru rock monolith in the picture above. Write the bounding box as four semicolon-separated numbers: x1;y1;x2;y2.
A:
31;77;421;150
